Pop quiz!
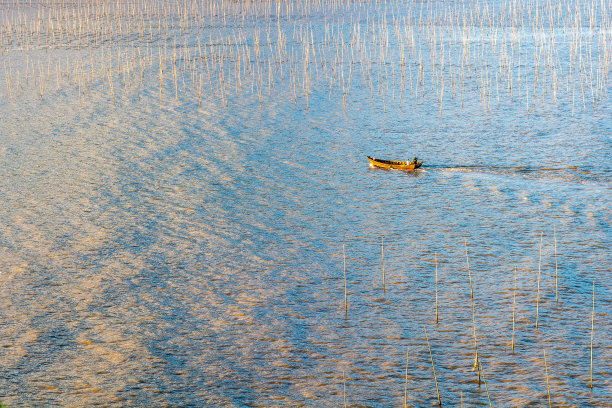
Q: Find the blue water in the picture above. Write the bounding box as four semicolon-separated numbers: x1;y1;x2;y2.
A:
0;0;610;406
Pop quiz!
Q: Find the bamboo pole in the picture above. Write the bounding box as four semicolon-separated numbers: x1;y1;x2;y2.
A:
554;225;558;304
471;295;480;384
343;369;347;408
479;360;493;407
343;244;347;314
512;265;517;353
424;326;442;407
435;252;439;324
544;349;552;407
404;345;409;408
465;238;473;298
536;232;543;329
382;235;385;295
590;279;595;389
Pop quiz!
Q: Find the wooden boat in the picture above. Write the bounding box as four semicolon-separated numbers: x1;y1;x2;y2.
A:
367;156;423;170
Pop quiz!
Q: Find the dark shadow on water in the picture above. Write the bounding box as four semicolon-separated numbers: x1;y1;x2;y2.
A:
367;166;424;177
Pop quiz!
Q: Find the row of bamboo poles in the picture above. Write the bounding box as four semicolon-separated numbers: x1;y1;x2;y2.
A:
1;0;610;114
341;232;598;406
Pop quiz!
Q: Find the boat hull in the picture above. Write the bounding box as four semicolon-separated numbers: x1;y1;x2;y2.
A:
367;156;422;170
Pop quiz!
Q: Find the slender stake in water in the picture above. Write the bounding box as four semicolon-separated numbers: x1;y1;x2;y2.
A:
382;235;385;295
424;326;442;407
512;265;517;353
404;345;409;408
536;232;543;329
554;225;558;304
343;244;347;314
435;252;439;324
343;369;347;407
465;239;480;382
544;349;551;407
590;279;595;389
465;238;473;299
472;297;481;384
479;360;493;407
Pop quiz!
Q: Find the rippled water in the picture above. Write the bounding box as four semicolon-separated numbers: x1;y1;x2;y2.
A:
1;1;611;407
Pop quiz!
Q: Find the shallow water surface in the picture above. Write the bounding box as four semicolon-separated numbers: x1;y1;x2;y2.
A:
0;0;610;406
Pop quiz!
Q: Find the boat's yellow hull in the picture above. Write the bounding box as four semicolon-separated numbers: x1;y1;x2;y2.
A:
367;156;422;170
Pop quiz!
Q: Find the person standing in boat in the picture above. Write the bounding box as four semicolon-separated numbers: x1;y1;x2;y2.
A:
411;157;418;165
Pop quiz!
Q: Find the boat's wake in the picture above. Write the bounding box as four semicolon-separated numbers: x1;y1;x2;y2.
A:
424;164;609;185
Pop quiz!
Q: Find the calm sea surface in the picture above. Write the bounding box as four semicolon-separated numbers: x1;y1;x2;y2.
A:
0;0;610;406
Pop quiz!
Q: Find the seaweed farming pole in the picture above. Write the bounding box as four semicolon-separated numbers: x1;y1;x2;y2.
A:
590;279;595;389
536;232;543;329
343;244;347;314
471;289;481;384
479;360;493;407
554;225;558;303
465;238;481;383
465;238;473;299
424;326;442;407
343;369;347;408
382;235;385;295
512;265;517;353
544;349;552;408
435;252;439;324
404;345;409;408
